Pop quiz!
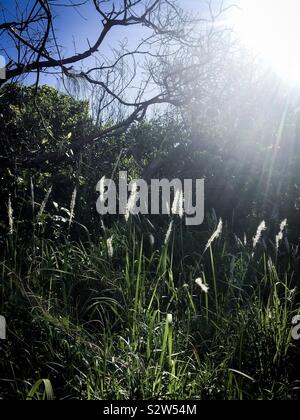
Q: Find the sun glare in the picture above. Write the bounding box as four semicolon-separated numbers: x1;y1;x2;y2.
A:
236;0;300;83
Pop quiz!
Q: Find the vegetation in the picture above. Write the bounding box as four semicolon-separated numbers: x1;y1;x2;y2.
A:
1;197;300;399
1;0;300;401
0;85;299;400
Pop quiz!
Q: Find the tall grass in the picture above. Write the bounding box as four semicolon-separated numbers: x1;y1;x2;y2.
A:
0;193;300;400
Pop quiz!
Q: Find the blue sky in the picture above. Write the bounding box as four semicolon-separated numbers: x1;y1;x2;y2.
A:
0;0;233;87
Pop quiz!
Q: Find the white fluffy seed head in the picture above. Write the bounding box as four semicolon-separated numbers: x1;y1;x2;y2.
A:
37;186;53;221
8;195;13;235
195;277;209;294
276;219;288;250
69;187;77;228
106;236;114;258
172;189;184;218
149;234;155;247
204;219;223;253
164;220;174;245
125;182;138;222
253;220;266;249
280;219;287;231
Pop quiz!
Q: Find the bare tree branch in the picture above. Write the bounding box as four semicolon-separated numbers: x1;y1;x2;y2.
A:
0;0;232;169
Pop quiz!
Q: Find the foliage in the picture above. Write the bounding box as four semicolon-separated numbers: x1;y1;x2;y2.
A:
1;83;300;400
0;210;300;400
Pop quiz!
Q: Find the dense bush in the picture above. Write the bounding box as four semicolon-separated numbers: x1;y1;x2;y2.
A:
1;83;300;400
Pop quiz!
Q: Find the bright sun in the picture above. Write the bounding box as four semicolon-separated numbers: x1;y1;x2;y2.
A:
235;0;300;83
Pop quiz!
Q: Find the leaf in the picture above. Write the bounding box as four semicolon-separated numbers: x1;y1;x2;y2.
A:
26;379;55;400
